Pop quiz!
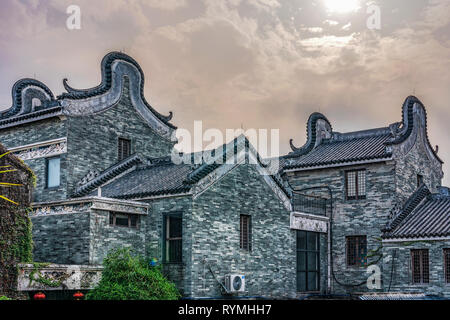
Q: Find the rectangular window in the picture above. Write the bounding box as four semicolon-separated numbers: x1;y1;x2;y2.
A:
109;212;140;229
164;215;182;263
46;157;60;188
346;236;367;267
445;249;450;284
345;169;366;200
240;215;252;251
417;174;424;188
411;249;429;284
118;138;131;161
297;231;320;292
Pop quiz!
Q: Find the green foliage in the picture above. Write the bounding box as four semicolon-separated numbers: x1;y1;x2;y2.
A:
0;295;11;300
86;248;180;300
0;205;33;294
28;262;62;288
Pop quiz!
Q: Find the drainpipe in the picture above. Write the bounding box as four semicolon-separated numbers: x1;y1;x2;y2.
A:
327;220;331;294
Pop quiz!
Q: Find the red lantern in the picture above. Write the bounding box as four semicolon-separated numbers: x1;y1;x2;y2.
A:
33;292;46;300
73;291;84;300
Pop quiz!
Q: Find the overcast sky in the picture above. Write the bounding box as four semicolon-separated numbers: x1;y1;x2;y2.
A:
1;0;449;185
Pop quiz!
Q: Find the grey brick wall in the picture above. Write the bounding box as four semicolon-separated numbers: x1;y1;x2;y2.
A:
149;196;193;296
0;80;175;203
66;79;175;197
285;162;397;294
0;118;68;203
382;240;450;297
31;212;90;264
88;210;148;265
394;131;442;202
188;164;296;298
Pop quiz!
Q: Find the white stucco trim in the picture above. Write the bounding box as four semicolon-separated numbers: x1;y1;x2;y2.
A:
382;236;450;243
8;137;67;152
283;157;393;173
32;196;149;208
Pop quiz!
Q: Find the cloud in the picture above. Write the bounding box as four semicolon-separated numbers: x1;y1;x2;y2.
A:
0;0;449;184
144;0;187;11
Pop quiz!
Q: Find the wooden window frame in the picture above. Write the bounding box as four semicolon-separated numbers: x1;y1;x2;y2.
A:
346;235;367;267
444;249;450;284
109;212;140;229
163;213;183;264
118;137;131;161
411;249;429;284
345;169;367;200
240;215;252;251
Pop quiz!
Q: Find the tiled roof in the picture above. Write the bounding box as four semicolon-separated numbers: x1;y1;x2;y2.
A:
0;106;63;129
282;96;443;171
0;52;176;131
0;78;61;129
359;293;444;300
74;154;143;197
86;136;292;200
283;128;393;170
58;52;175;129
92;160;194;199
383;186;450;239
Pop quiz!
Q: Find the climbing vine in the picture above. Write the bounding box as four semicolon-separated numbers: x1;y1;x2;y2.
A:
367;236;383;266
0;145;34;298
27;263;61;288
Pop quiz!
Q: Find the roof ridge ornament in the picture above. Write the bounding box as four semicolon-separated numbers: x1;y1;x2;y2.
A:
286;112;332;158
58;52;176;140
0;78;58;120
385;95;442;164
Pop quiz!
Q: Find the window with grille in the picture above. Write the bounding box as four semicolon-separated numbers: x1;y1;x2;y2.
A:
346;236;367;267
444;249;450;284
411;249;429;284
345;169;366;200
164;215;182;263
297;231;320;292
118;138;131;161
240;215;252;251
109;212;139;228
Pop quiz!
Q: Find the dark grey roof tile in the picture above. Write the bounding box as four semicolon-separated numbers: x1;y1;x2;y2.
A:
283;132;392;170
383;186;450;239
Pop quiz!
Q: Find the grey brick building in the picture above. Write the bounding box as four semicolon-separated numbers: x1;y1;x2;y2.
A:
0;52;448;298
280;97;449;297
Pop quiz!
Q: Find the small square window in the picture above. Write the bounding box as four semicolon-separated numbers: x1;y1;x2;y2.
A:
164;215;182;263
346;236;367;267
115;214;129;227
411;249;429;284
109;212;139;229
240;215;252;251
345;169;366;200
118;138;131;161
444;249;450;284
130;215;138;228
417;174;424;188
46;157;60;188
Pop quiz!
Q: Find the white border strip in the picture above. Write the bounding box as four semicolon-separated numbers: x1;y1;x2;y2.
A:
284;157;393;172
8;137;67;152
383;236;450;243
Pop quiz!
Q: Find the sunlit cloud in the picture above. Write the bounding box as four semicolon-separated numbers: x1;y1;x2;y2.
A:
323;0;361;14
0;0;449;185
